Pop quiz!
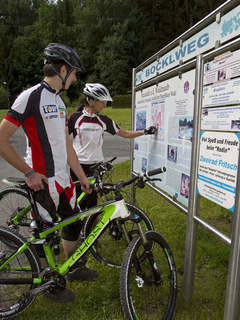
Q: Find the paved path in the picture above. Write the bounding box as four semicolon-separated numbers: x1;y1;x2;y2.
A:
0;129;131;188
103;133;130;163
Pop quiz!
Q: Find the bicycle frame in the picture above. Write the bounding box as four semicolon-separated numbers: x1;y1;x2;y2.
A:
0;198;130;284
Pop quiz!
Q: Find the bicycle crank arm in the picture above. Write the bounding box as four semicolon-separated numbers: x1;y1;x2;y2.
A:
0;278;33;284
29;280;56;297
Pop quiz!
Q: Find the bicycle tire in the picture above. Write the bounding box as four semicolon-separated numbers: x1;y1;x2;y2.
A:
0;226;41;319
0;187;32;239
120;230;177;320
83;203;154;267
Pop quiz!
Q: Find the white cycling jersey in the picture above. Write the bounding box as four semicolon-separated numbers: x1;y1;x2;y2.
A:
68;108;120;164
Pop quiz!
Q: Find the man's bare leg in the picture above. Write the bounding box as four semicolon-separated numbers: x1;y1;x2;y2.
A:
62;239;98;281
62;239;78;258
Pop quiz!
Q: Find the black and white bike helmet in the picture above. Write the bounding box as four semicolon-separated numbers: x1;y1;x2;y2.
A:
83;83;113;102
44;43;86;74
44;43;86;90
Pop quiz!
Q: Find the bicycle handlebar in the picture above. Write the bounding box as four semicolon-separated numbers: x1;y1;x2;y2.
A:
89;157;116;175
146;167;166;177
74;157;117;186
94;166;166;195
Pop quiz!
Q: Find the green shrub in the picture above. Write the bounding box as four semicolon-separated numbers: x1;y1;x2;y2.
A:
112;94;131;108
0;87;9;109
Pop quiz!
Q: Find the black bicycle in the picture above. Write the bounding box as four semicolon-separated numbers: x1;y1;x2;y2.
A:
91;168;178;319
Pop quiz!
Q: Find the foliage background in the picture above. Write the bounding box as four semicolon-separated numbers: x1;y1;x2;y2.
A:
0;0;226;107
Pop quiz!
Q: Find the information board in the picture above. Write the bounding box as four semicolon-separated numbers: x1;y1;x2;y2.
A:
133;69;195;207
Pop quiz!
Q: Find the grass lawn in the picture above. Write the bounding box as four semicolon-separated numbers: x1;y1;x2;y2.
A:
68;106;132;130
0;109;7;122
0;106;132;126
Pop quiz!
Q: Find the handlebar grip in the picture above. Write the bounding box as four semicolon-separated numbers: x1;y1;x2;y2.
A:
146;167;166;177
82;184;95;190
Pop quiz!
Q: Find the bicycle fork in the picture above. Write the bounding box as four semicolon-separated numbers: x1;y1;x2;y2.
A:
134;223;163;286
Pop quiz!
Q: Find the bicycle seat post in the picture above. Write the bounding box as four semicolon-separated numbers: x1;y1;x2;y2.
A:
26;187;44;232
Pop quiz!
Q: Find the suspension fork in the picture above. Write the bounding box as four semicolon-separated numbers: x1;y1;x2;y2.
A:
121;220;161;283
137;223;162;284
119;220;143;274
120;221;131;244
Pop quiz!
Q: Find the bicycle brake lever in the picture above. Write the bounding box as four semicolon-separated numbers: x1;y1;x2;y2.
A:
149;178;162;182
110;156;117;163
137;179;145;188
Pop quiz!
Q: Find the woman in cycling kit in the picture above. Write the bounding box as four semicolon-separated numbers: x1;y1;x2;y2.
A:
68;83;157;205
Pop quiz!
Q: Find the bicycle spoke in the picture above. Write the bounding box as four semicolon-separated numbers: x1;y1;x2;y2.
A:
0;188;32;240
84;203;154;267
0;227;40;318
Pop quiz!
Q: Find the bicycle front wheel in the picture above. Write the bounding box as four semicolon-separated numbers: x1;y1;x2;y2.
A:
0;227;41;319
0;187;32;239
83;203;154;267
120;231;177;320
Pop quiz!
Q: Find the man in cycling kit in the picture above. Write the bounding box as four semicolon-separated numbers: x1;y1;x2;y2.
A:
0;43;97;302
68;83;157;205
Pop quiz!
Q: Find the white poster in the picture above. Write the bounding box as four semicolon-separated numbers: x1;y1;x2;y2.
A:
197;131;240;211
204;49;240;85
201;106;240;131
133;69;195;207
203;77;240;107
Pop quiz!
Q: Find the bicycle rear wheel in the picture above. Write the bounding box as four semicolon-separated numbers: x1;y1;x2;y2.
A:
120;231;177;320
83;203;154;267
0;188;32;239
0;227;41;319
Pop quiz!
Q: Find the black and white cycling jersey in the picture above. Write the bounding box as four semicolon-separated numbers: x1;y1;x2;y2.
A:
68;108;120;164
5;81;69;182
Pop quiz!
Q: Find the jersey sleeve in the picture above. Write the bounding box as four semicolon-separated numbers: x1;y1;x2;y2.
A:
100;114;120;135
67;112;80;137
67;115;74;135
5;88;35;126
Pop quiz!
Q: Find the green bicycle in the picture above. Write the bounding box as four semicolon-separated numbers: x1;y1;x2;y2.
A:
0;158;153;267
0;167;177;319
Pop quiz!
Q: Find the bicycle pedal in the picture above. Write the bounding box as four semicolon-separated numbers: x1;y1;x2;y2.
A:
29;280;55;297
135;275;144;287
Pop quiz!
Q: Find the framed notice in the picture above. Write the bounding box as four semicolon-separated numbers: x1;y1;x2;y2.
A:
197;131;240;211
201;106;240;131
133;69;195;207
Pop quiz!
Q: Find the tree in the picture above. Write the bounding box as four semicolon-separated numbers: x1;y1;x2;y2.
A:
0;0;41;98
0;0;230;102
0;86;10;108
11;31;44;97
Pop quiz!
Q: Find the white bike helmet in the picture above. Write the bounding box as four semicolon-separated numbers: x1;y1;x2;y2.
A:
83;83;113;102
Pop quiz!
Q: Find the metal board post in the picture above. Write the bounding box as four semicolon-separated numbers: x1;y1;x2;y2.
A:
182;54;204;304
130;68;136;204
224;151;240;320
